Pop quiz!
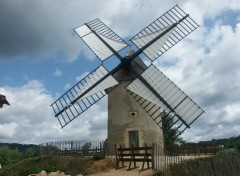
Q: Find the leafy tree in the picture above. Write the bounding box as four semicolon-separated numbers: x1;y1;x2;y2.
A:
0;146;23;166
92;152;105;160
25;147;39;158
0;143;39;154
162;111;185;145
82;142;91;155
198;135;240;151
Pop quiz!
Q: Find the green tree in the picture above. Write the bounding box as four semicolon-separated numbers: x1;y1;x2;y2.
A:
25;147;39;158
162;112;185;145
82;142;91;155
0;146;23;166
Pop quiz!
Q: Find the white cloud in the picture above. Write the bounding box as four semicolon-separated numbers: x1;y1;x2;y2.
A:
53;68;62;77
0;0;240;144
182;0;240;25
75;71;90;82
64;83;72;90
157;13;240;142
63;72;90;91
0;80;54;143
0;122;17;138
0;80;108;144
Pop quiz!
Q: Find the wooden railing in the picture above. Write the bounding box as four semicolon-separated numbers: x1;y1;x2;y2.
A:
115;144;154;170
165;144;222;156
162;153;240;176
39;140;224;173
39;140;105;156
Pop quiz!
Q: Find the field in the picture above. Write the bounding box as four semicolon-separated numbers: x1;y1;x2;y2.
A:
0;156;114;176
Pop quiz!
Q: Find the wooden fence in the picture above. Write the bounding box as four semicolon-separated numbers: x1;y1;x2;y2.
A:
115;144;153;170
39;140;105;156
153;144;222;172
153;144;240;176
163;153;240;176
165;144;221;156
39;140;229;174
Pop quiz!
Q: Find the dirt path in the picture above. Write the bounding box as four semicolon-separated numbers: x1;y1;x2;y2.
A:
87;159;156;176
89;168;155;176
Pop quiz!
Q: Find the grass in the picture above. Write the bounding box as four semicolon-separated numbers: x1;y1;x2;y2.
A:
0;156;113;176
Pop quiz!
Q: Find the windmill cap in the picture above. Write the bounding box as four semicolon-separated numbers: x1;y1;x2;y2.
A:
0;94;10;106
126;49;135;57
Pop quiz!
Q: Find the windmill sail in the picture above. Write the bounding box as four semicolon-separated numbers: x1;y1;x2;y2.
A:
127;91;163;126
127;65;204;130
132;26;175;61
75;19;128;61
74;65;118;100
51;65;119;128
131;5;199;61
51;4;204;138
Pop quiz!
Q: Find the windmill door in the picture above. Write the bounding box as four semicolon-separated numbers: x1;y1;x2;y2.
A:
128;131;139;147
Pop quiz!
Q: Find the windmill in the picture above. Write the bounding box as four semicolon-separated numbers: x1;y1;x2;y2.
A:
51;5;204;147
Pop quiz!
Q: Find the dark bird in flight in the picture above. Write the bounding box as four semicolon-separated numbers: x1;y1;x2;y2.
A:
0;94;10;108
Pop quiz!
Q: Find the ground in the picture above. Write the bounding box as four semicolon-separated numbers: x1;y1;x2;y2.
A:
0;156;156;176
88;159;155;176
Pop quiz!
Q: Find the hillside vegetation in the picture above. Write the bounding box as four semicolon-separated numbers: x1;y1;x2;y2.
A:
0;144;112;175
0;143;39;154
0;156;113;176
197;135;240;150
0;135;240;175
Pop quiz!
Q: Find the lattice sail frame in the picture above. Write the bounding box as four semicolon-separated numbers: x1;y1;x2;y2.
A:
51;5;204;136
75;18;128;61
51;65;119;128
127;65;204;135
131;5;199;61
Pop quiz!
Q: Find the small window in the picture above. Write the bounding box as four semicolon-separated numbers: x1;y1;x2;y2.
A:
129;111;138;117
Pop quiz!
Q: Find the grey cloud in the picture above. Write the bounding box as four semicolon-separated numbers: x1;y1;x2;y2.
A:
155;15;240;142
0;1;86;61
1;0;240;144
0;0;179;61
0;1;56;57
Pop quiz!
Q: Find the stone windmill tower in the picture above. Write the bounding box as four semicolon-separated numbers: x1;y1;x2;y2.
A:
107;50;164;147
51;5;204;147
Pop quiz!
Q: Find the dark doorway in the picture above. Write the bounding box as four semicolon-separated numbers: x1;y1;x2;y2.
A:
128;131;139;147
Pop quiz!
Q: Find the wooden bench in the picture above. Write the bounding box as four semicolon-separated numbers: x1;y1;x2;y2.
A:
115;144;154;170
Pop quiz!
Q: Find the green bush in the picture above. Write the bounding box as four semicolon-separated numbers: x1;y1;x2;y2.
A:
18;167;42;176
44;158;59;172
217;148;238;154
154;171;164;176
82;142;92;155
25;147;39;158
0;146;23;167
92;152;105;160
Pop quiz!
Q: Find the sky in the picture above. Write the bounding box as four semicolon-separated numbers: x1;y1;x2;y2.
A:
0;0;240;144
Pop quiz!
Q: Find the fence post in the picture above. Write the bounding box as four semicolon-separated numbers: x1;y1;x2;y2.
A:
129;144;136;169
151;143;155;170
39;144;42;156
100;142;102;153
115;144;119;169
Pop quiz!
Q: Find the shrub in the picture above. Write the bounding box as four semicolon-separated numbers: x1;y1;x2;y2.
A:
92;152;105;160
217;148;239;158
44;158;59;172
25;147;39;158
82;142;92;155
18;167;42;176
0;146;23;167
